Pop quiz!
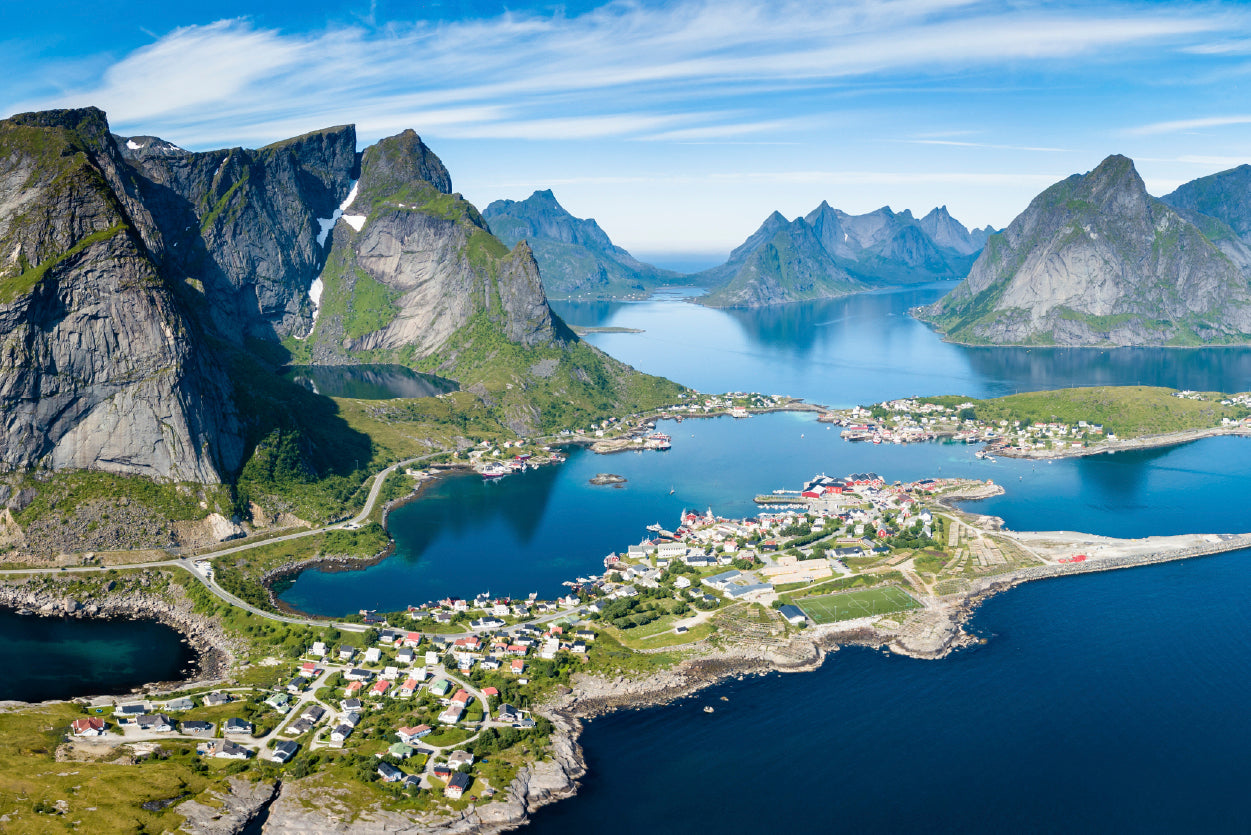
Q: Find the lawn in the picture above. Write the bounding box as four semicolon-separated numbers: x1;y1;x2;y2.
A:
798;586;921;624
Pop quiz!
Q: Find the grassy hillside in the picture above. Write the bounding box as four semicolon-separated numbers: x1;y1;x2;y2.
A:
924;386;1247;438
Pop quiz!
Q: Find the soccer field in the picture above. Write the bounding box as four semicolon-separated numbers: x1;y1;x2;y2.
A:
798;586;920;624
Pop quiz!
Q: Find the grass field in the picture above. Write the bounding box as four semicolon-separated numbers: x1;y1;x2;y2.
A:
798;586;920;624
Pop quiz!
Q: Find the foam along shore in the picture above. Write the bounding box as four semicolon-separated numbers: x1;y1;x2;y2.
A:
993;424;1251;460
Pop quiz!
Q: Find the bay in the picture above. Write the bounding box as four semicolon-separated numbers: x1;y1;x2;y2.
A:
0;610;198;702
278;412;1251;615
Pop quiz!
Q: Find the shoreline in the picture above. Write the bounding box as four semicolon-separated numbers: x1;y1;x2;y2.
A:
0;576;240;706
992;424;1251;460
260;468;453;619
489;528;1251;833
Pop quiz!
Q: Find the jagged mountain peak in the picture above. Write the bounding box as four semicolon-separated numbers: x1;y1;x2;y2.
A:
357;128;452;201
1163;162;1251;243
919;153;1251;346
482;187;679;298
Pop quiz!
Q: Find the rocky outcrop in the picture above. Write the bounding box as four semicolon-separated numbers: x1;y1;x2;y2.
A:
178;778;279;835
698;201;986;307
919;154;1251;346
483;189;681;298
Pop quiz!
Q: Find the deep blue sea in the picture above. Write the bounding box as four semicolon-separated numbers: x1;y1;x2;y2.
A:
531;551;1251;833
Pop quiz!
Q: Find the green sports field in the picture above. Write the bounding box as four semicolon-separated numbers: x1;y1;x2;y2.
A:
798;586;920;623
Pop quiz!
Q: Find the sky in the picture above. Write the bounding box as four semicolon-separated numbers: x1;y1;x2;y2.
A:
6;0;1251;262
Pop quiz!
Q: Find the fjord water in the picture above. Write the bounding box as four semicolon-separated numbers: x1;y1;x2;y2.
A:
278;412;1251;615
276;284;1251;832
279;285;1251;614
531;552;1251;833
0;610;196;702
554;284;1251;404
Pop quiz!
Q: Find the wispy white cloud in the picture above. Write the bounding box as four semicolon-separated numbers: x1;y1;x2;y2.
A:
898;139;1071;152
6;0;1241;148
1126;114;1251;135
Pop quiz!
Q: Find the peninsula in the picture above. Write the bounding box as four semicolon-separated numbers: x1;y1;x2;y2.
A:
0;385;1247;833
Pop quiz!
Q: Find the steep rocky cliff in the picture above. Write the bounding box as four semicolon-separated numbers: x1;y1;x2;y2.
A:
301;130;568;363
0;108;242;482
1161;164;1251;271
0;108;675;490
483;189;681;298
918;155;1251;346
120;124;358;342
698;202;986;307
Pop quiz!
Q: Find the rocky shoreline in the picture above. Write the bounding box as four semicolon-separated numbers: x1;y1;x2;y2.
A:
992;424;1251;460
0;575;240;702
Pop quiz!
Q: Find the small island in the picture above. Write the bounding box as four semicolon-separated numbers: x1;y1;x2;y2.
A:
589;473;627;485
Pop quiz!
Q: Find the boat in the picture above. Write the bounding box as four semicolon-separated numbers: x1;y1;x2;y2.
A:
480;463;509;479
669;487;675;495
703;706;714;713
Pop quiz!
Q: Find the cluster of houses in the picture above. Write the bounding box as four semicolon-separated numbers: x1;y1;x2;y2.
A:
824;398;1118;452
587;473;958;617
72;694;263;759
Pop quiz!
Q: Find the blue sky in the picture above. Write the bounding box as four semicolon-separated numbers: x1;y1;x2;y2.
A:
7;0;1251;260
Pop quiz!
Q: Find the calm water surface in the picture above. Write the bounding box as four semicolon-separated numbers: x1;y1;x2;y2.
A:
283;364;458;400
553;286;1251;406
280;289;1251;833
0;610;197;702
279;413;1251;615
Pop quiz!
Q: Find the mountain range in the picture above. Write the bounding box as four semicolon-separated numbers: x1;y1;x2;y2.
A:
483;190;683;299
0;107;678;495
697;203;992;308
918;155;1251;346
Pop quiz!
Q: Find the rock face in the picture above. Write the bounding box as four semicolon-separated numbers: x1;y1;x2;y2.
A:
303;131;568;363
121;124;358;341
1161;163;1251;270
919;154;1251;346
483;189;681;298
698;202;987;308
0;108;592;486
0;108;243;482
178;777;278;835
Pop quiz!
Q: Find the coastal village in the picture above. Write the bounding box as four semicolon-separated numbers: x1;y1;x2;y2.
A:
50;466;1051;816
819;393;1251;457
9;388;1251;830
